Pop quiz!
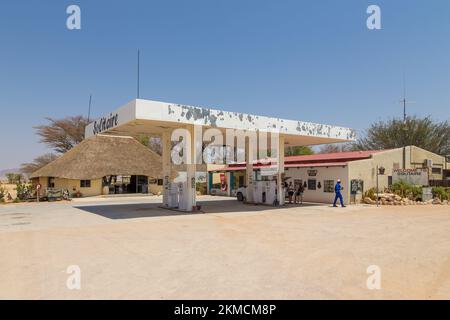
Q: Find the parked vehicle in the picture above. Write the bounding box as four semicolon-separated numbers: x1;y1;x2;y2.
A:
236;186;246;201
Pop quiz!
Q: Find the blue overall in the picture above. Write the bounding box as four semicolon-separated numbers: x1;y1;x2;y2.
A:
333;182;345;207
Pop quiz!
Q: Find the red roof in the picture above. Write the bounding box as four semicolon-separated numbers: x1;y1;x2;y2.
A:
284;150;384;163
210;162;349;172
285;162;348;168
208;150;384;172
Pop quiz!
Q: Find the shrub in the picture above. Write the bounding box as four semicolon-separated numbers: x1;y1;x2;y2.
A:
0;186;5;203
390;181;423;200
15;183;32;200
409;185;423;201
432;187;450;201
390;181;410;198
363;187;377;200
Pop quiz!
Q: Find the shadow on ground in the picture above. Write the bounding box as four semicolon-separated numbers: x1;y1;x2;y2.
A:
74;200;325;219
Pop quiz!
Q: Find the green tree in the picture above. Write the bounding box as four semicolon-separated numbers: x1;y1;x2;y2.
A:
354;116;450;155
284;146;314;156
318;143;355;154
5;173;23;184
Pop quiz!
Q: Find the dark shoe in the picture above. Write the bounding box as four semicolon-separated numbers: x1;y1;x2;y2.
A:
342;205;346;207
333;205;338;207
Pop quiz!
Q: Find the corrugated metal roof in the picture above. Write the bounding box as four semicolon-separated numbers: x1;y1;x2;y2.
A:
208;150;385;172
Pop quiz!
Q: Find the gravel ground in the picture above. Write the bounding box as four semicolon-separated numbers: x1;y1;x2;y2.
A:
1;196;449;299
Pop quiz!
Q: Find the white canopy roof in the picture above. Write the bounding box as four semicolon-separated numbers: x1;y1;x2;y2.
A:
85;99;355;146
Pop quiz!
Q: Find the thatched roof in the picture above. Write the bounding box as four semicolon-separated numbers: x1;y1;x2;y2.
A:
30;135;164;180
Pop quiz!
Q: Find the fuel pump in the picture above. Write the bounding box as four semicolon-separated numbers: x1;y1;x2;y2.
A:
254;180;277;205
167;183;180;208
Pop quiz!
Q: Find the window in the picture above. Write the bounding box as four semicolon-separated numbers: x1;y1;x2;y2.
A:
238;176;245;188
323;180;334;193
157;179;163;186
431;167;442;174
307;179;316;190
80;180;91;188
48;177;55;188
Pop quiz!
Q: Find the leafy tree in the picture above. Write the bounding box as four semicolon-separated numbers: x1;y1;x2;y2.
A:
21;154;58;175
5;173;15;184
34;116;89;154
5;173;23;184
318;143;355;154
0;185;5;202
284;146;314;156
136;135;162;155
354;116;450;155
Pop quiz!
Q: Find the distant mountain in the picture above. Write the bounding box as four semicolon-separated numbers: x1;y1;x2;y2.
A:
0;168;21;180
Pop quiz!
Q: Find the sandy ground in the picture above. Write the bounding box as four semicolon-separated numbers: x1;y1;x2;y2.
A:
0;195;449;300
0;183;17;200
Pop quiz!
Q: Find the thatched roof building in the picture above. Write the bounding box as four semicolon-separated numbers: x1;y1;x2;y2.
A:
30;135;163;180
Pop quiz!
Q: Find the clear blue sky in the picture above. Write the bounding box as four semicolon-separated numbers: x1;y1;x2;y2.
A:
1;0;449;169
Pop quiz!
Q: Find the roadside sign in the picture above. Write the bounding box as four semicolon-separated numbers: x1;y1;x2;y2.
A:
393;168;428;185
36;183;42;202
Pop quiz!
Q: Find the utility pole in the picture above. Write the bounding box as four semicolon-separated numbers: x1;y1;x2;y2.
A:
87;94;92;123
402;96;406;169
399;74;414;169
137;49;140;99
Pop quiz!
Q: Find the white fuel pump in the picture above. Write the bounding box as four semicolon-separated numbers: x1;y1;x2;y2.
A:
178;182;188;211
263;181;277;205
254;180;277;205
253;182;263;203
167;183;180;208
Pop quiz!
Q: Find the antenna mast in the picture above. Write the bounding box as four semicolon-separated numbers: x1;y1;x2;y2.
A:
399;73;415;169
87;94;92;123
137;49;140;99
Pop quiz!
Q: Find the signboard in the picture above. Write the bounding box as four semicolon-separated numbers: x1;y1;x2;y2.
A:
92;113;119;135
164;176;169;190
260;167;278;176
350;179;364;195
220;173;227;191
307;169;318;176
392;168;428;185
36;183;42;202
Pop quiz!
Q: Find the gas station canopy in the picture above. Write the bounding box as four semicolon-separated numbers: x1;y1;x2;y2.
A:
85;99;356;146
85;98;355;211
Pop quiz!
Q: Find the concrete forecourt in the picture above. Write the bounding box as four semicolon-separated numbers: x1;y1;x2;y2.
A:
1;195;450;299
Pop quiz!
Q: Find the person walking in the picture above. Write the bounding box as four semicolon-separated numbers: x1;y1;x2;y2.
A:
333;179;346;207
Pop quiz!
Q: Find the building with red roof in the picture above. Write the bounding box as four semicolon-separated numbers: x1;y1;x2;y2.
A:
208;146;446;204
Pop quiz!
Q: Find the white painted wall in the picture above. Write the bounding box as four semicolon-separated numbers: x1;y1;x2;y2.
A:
284;166;349;204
